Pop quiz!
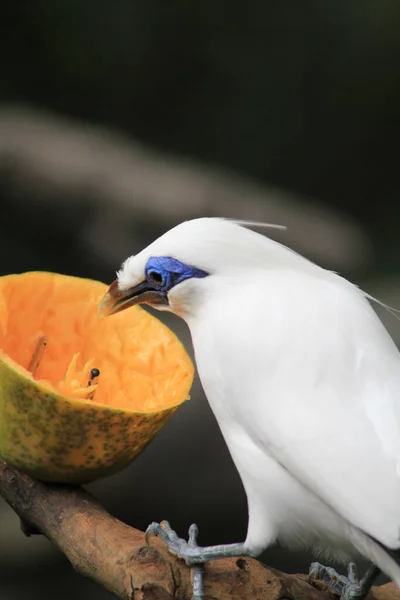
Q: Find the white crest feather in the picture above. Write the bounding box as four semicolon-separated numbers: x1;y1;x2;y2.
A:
227;218;287;231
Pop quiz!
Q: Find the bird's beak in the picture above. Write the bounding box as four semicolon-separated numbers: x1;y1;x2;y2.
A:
99;279;168;317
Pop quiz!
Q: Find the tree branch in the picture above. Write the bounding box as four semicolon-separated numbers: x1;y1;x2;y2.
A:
0;459;398;600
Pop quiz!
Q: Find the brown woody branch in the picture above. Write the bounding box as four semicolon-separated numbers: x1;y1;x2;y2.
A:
0;459;398;600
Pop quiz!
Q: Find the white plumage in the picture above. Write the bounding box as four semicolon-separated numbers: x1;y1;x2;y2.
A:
106;217;400;590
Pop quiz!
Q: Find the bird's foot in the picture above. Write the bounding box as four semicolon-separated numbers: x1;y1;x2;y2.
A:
309;562;379;600
146;520;248;564
146;520;249;600
146;520;204;565
146;521;205;600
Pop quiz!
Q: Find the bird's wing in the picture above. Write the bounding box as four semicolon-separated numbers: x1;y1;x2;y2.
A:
214;271;400;548
249;378;400;548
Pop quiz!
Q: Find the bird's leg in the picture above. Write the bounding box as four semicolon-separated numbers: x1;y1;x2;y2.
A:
309;561;380;599
188;524;204;600
146;520;250;564
146;521;250;600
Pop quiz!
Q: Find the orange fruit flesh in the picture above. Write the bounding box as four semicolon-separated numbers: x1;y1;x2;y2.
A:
0;272;193;413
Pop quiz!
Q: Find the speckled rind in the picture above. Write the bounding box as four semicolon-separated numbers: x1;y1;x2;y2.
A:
0;358;182;484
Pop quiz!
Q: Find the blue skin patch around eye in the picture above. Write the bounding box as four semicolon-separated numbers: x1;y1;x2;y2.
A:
145;256;209;292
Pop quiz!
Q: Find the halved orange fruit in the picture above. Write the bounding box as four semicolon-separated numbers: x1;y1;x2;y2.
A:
0;272;193;483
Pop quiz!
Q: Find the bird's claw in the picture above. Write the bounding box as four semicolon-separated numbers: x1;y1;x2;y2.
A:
309;562;345;596
145;520;205;566
145;521;250;600
146;521;205;600
308;562;368;600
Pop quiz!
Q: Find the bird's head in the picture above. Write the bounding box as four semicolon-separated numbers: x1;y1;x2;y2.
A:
99;217;297;319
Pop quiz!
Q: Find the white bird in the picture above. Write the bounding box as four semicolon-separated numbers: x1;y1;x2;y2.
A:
100;217;400;600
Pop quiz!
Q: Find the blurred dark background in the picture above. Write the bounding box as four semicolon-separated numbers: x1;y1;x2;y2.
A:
1;2;400;598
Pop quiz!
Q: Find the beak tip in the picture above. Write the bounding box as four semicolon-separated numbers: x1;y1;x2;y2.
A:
98;279;121;317
98;293;114;318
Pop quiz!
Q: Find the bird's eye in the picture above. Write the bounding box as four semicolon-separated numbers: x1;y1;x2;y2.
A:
147;269;164;287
